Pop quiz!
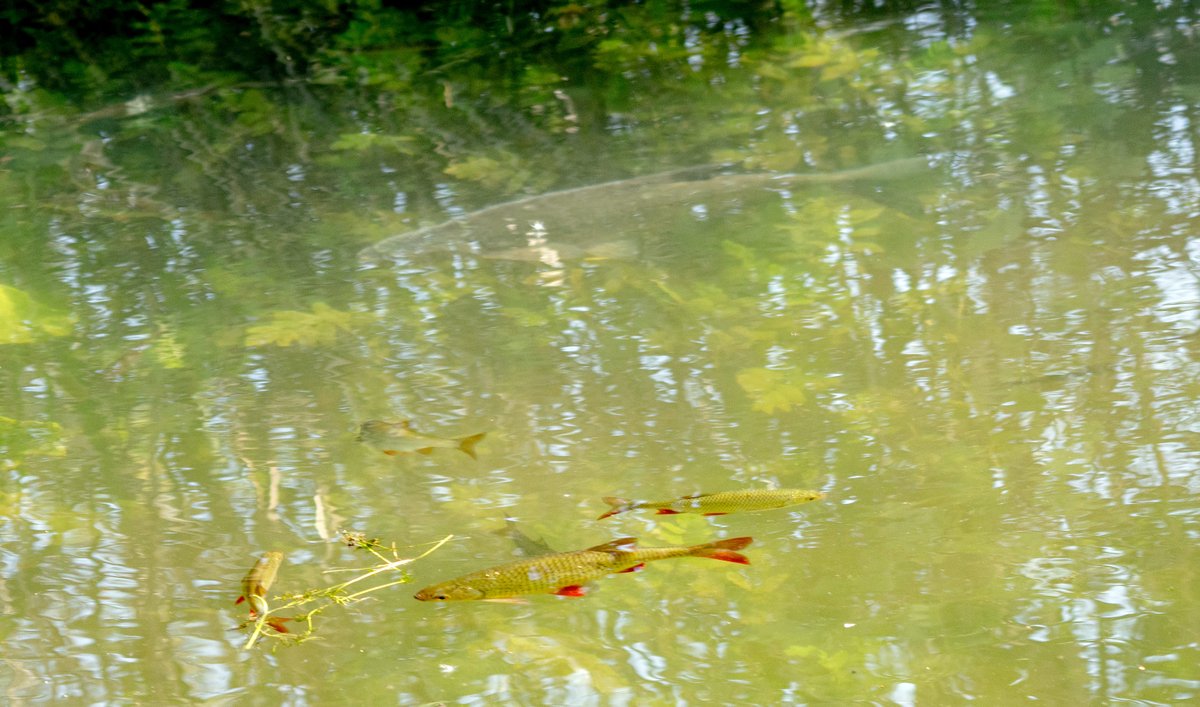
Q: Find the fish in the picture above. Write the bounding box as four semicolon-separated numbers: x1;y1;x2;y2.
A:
356;419;485;459
235;551;283;616
493;517;558;557
597;488;825;519
413;536;752;601
235;551;291;632
359;156;931;264
479;239;638;265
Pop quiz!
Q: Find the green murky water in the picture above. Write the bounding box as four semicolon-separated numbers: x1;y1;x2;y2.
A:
2;3;1199;704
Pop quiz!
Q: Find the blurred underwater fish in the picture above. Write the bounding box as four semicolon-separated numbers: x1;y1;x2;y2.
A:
359;156;931;264
479;239;638;265
235;551;291;633
357;419;485;459
413;536;752;602
598;488;824;519
493;517;557;557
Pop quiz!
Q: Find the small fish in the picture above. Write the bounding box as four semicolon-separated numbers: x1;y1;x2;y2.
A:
357;419;485;459
598;488;824;519
235;551;291;632
414;536;752;602
493;517;557;557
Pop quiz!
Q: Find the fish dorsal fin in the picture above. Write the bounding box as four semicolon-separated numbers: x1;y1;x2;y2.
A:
585;537;638;553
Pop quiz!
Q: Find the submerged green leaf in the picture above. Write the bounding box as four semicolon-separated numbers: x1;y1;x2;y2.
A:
245;303;375;348
330;132;417;154
0;415;67;460
0;284;74;344
736;367;808;414
444;154;529;192
150;329;187;368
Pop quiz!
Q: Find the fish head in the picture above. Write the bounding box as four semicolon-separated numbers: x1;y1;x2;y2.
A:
356;420;386;441
414;582;486;602
357;419;409;442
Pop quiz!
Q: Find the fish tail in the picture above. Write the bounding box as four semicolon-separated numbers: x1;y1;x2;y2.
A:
688;536;753;565
457;432;486;460
597;497;635;520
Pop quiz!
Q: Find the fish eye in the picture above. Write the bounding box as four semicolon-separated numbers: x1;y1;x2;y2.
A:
434;594;447;601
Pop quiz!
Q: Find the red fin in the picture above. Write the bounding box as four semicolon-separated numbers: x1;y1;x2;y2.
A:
554;585;587;597
705;540;753;552
615;563;645;573
655;509;681;515
382;449;400;456
705;550;750;565
713;536;753;551
458;432;485;460
690;536;753;564
267;617;292;633
235;596;246;606
703;512;728;516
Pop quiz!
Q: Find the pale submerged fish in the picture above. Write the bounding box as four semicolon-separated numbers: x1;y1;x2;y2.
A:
492;517;557;558
357;419;485;459
360;156;930;264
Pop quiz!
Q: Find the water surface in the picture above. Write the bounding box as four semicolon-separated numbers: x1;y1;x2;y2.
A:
2;3;1199;704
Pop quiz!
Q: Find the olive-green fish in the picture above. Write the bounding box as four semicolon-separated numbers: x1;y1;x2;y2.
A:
413;536;752;602
598;488;824;520
357;419;485;459
234;552;292;633
235;551;283;616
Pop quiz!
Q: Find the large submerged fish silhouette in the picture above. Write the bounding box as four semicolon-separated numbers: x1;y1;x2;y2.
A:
359;156;930;264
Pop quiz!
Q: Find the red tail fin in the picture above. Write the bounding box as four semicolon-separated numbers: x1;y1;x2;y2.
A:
458;432;486;460
689;536;753;565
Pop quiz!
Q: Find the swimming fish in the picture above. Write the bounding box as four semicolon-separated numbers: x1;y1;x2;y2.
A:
235;551;283;616
493;517;557;557
360;156;931;264
413;536;752;602
356;419;485;459
597;488;825;519
235;551;291;632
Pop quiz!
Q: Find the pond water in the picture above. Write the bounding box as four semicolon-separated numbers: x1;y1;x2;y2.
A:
2;3;1199;704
